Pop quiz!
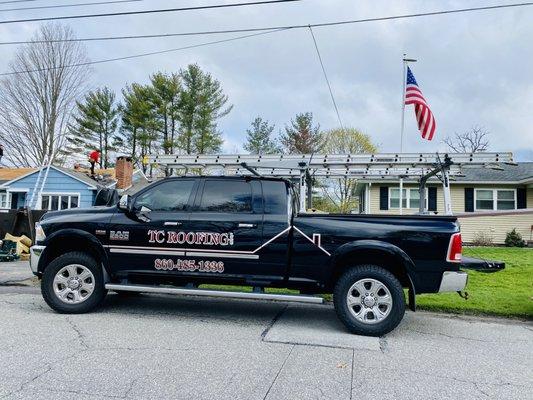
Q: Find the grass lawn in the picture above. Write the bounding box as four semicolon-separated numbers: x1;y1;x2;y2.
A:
416;247;532;319
202;247;532;319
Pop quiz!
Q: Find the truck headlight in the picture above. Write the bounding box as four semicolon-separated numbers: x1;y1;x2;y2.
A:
35;223;46;242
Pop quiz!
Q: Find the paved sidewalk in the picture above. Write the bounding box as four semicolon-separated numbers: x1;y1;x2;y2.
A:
0;291;531;400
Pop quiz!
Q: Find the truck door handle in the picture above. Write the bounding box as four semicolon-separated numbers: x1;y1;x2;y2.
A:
164;221;182;226
238;223;256;228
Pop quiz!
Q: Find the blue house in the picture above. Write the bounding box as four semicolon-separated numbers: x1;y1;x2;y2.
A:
0;166;110;210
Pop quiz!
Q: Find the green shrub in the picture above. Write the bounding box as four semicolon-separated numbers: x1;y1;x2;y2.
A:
504;229;526;247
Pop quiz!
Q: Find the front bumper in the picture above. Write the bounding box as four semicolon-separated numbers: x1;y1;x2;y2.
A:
29;245;45;275
438;271;468;293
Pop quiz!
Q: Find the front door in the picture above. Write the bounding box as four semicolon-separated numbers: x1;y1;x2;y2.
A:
186;178;267;283
106;178;197;277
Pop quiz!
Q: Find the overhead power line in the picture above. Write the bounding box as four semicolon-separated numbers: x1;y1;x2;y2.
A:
0;0;37;4
1;1;531;45
0;28;289;77
0;0;144;13
0;0;301;25
308;26;345;133
1;1;532;75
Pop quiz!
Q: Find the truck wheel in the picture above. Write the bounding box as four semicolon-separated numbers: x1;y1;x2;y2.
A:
41;252;107;314
333;265;405;336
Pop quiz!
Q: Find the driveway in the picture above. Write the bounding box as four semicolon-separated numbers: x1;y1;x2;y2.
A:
0;263;532;399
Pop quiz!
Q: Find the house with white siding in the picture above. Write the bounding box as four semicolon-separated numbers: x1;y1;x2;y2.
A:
355;162;533;244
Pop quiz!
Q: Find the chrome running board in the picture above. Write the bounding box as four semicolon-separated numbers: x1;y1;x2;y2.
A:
105;284;324;304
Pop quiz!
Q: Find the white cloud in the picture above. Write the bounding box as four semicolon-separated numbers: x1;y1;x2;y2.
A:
0;0;532;159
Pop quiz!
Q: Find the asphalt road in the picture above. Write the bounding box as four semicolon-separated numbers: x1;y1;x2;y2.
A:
0;262;532;400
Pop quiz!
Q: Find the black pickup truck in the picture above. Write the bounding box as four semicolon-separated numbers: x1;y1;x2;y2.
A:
30;176;496;336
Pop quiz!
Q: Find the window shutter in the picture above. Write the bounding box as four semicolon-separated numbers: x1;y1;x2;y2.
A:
464;188;474;212
517;188;527;209
428;187;437;211
379;186;389;210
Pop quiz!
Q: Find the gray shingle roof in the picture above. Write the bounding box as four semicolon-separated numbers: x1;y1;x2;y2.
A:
453;162;533;183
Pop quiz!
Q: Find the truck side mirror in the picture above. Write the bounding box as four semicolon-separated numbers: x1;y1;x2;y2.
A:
118;194;131;211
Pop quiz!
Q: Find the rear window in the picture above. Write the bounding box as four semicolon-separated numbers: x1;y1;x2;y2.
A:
262;180;288;214
200;180;252;213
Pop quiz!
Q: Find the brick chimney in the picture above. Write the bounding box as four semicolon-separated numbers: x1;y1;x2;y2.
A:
115;156;133;190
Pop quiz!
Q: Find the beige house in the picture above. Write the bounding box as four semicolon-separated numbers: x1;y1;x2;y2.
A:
355;162;533;245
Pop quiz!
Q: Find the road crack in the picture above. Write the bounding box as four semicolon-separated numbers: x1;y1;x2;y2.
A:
262;344;294;400
349;348;354;400
260;304;287;340
378;336;388;353
66;317;89;349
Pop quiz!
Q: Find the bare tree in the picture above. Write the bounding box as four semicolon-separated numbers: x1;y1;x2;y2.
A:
0;23;90;167
443;126;490;153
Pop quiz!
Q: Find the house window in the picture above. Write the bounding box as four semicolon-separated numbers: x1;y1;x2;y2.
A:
475;189;515;211
0;193;8;209
41;194;80;211
390;188;426;209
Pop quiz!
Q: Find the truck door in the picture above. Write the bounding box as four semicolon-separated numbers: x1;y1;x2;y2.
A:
254;179;291;281
107;178;197;276
186;178;272;283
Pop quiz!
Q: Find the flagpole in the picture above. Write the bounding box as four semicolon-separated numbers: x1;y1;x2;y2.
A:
400;56;407;154
400;55;416;216
400;55;417;153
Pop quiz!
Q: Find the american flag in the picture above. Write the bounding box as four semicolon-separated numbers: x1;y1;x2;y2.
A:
405;66;436;140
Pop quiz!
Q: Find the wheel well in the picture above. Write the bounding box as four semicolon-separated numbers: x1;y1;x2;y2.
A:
330;249;412;290
40;238;105;274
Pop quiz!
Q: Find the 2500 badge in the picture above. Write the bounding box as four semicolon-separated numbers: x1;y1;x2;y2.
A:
154;259;224;273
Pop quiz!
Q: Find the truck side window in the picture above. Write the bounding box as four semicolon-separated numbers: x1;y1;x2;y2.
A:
262;180;288;214
200;180;252;213
134;180;195;212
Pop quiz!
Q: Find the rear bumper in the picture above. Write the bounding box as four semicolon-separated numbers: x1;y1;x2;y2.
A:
29;245;45;275
438;271;468;293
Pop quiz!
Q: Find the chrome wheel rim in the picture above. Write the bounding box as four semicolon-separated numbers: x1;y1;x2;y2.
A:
53;264;95;304
346;278;393;324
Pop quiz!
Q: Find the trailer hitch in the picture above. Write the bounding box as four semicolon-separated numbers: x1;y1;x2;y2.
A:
457;291;469;300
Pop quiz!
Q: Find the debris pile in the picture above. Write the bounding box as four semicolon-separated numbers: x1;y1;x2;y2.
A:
0;233;32;262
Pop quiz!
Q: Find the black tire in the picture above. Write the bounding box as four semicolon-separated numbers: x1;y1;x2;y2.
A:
41;251;107;314
333;264;405;337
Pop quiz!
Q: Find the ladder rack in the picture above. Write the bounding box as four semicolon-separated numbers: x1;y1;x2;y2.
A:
149;153;513;177
147;152;514;214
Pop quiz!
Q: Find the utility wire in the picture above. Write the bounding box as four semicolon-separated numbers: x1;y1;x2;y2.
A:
0;0;144;13
0;28;288;77
0;0;301;24
1;1;531;74
1;1;530;45
0;0;37;4
308;26;345;133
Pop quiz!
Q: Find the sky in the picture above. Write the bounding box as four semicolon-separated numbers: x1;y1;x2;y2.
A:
0;0;532;161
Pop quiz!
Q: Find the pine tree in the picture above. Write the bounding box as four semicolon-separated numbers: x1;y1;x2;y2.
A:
243;117;279;154
120;83;159;163
177;64;232;154
68;87;119;168
147;72;181;155
280;112;323;154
